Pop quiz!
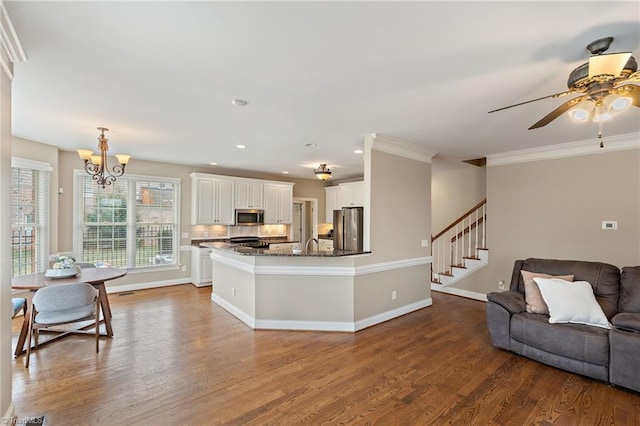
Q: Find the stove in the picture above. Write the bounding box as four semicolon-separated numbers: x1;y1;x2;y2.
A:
229;236;270;249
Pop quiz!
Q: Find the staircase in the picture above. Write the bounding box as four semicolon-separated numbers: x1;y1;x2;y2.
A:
431;199;488;290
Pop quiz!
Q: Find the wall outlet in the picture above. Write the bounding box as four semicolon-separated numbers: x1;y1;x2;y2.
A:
392;290;397;300
181;264;187;272
498;280;505;290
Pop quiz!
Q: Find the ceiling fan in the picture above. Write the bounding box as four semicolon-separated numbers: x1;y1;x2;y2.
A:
489;37;640;130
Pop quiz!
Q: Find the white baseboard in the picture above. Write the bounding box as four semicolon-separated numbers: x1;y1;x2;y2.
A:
431;284;487;302
211;294;433;333
211;293;256;328
354;298;432;331
105;278;189;294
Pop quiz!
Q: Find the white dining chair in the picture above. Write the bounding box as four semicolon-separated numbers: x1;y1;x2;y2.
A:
25;282;101;368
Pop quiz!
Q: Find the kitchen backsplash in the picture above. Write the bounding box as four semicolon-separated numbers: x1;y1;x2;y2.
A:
190;224;289;239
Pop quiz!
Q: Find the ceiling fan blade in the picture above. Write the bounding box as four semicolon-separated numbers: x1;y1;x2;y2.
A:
528;95;588;130
488;90;575;114
614;84;640;107
589;52;632;78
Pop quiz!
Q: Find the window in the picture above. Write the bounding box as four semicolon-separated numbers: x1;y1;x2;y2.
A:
11;159;51;277
74;171;180;270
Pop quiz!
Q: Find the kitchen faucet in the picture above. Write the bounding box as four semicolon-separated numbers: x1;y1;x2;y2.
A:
305;238;319;254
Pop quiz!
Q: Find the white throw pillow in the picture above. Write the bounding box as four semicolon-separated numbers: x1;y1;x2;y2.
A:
533;277;611;329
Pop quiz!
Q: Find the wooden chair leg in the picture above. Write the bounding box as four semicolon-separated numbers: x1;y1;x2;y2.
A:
25;308;35;368
95;299;101;353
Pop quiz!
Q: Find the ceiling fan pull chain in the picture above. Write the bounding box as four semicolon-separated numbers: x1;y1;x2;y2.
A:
598;122;604;148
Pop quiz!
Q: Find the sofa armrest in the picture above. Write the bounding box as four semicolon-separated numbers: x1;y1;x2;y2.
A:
612;313;640;333
487;291;525;314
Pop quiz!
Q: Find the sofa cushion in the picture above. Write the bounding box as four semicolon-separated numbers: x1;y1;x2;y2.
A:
534;278;611;329
520;270;574;314
518;258;620;319
619;266;640;313
510;312;610;367
612;313;640;333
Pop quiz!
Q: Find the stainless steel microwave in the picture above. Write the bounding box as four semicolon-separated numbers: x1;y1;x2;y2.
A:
235;209;264;226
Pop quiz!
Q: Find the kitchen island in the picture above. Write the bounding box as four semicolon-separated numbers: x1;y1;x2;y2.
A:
203;243;431;332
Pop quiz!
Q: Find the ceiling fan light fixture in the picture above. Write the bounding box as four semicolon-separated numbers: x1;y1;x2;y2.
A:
606;94;632;113
568;100;594;122
593;104;615;123
314;163;332;181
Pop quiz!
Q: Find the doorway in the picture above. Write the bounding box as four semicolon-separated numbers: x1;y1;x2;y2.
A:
292;198;318;244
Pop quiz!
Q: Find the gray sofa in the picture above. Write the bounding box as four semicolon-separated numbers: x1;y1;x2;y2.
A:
486;258;640;393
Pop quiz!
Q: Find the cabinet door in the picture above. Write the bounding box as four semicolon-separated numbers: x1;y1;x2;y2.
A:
352;182;364;207
325;186;340;223
193;179;215;224
235;181;250;209
215;179;235;224
263;184;279;224
201;251;212;282
277;185;293;224
235;181;263;209
340;185;354;207
340;182;364;207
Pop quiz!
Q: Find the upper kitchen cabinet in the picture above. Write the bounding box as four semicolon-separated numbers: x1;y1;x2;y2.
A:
191;173;235;225
340;181;364;208
263;183;294;224
235;180;263;209
325;186;340;223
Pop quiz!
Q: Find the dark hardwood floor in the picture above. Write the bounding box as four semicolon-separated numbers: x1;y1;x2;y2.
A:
12;285;640;425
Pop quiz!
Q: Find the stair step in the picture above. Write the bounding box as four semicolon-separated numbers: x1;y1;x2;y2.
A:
451;264;467;269
477;247;489;251
438;272;453;277
463;256;480;260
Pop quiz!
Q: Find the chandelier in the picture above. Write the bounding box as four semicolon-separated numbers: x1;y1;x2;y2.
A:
314;164;332;181
77;127;130;188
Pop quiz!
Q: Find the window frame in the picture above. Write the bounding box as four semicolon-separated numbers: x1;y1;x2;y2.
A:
11;158;52;277
73;170;181;273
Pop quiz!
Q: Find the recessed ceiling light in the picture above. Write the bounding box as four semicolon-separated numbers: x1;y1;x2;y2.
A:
232;99;248;107
236;144;247;149
305;143;317;147
282;171;289;174
354;149;364;154
210;162;218;166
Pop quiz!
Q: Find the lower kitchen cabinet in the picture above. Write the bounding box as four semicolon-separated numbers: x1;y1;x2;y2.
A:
191;246;213;287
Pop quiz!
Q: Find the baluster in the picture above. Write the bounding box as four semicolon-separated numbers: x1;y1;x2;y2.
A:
475;208;478;256
467;215;471;257
482;204;486;249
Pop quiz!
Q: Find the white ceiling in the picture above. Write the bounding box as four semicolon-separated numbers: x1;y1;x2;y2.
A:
6;1;640;180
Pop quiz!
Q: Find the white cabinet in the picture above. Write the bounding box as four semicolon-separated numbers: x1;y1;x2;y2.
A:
235;181;263;209
325;186;340;224
191;246;213;287
191;173;235;225
318;239;334;252
263;183;294;224
269;242;296;251
340;181;364;207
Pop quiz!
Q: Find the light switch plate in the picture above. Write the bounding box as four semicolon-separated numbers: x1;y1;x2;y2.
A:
602;221;617;230
421;239;429;248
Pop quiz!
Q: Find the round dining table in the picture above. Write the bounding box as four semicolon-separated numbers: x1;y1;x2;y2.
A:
12;267;127;356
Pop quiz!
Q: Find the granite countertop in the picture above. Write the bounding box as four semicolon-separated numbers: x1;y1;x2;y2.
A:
201;241;369;257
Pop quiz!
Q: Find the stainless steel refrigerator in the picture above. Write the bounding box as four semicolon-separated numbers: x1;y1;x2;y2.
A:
333;207;364;251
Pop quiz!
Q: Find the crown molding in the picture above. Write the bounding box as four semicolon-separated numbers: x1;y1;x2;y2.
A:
367;133;437;163
486;132;640;167
0;2;26;80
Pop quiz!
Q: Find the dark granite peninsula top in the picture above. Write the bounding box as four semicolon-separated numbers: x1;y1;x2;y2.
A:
201;241;370;257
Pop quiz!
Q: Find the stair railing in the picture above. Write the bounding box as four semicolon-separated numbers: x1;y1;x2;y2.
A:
431;199;486;283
